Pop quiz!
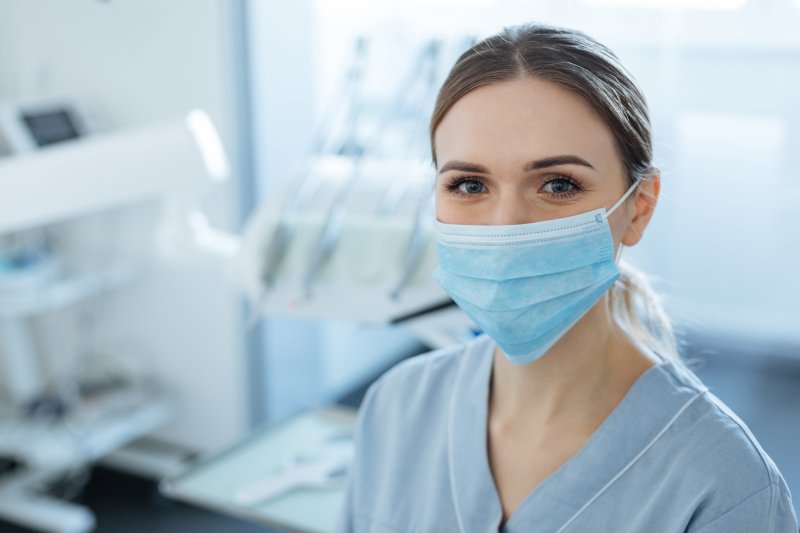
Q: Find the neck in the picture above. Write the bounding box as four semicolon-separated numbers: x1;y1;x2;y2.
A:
489;296;656;431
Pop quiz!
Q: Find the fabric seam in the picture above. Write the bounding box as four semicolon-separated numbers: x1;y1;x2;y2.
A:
704;392;778;486
555;388;709;533
690;482;774;532
437;218;600;238
437;227;607;247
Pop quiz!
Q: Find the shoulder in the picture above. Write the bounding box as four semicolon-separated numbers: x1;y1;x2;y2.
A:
345;335;490;504
354;334;493;444
652;359;797;530
658;359;780;487
360;334;490;417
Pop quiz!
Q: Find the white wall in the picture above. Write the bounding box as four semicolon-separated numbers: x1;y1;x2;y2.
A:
0;0;248;450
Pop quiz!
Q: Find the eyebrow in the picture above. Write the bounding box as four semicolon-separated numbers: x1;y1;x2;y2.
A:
437;155;595;174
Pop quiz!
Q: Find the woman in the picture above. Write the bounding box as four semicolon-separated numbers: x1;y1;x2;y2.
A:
336;23;797;532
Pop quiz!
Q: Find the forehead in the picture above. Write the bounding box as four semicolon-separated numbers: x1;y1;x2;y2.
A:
433;76;620;173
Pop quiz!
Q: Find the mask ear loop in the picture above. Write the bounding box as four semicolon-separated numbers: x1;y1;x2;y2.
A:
604;178;641;263
615;239;626;263
605;178;642;219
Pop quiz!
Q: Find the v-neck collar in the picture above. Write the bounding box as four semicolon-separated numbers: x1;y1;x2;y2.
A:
447;334;708;533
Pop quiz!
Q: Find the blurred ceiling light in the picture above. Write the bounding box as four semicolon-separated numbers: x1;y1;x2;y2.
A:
582;0;745;8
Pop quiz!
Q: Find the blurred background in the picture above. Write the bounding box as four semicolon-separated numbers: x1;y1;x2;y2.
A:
0;0;797;532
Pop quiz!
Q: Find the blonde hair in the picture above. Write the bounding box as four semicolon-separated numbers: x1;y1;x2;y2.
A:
429;22;680;361
611;260;679;360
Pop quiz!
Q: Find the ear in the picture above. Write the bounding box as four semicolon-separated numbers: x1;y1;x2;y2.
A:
621;169;660;247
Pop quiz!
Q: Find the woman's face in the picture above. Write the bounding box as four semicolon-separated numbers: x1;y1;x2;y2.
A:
433;76;646;245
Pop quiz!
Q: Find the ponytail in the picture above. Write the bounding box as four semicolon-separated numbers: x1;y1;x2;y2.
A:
609;260;679;361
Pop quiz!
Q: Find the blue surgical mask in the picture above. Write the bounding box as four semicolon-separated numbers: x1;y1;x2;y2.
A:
433;181;640;365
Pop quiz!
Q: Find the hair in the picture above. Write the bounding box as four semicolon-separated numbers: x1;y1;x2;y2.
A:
429;22;679;361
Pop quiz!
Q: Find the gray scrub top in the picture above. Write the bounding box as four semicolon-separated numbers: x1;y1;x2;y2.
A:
336;334;797;533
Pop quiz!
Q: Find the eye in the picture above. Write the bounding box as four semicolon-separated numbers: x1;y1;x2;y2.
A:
445;176;487;197
541;175;583;199
458;180;486;194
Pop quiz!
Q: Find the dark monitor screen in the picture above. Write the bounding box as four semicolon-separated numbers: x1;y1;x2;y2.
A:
21;109;81;147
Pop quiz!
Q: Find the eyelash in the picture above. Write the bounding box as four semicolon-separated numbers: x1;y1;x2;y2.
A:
444;174;584;199
542;174;584;199
444;176;485;198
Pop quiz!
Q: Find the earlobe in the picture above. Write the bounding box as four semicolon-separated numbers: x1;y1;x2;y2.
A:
621;171;660;247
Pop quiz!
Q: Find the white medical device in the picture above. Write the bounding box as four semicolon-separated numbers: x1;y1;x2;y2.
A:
0;100;228;533
230;38;472;340
233;434;353;506
0;98;98;410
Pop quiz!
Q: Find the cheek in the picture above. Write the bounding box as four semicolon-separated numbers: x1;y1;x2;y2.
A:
434;188;452;221
434;185;472;224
